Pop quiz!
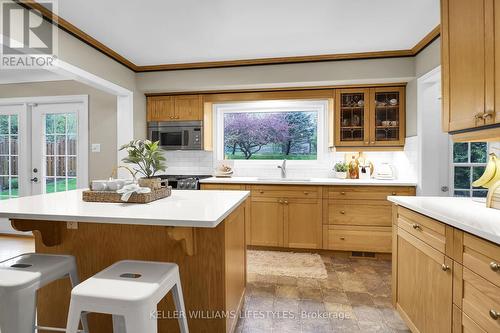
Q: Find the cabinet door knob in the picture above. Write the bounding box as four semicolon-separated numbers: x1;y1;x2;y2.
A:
412;223;422;230
340;237;345;240
278;199;283;204
340;191;346;195
371;141;375;144
483;111;495;120
490;262;500;272
340;210;346;214
441;264;450;271
392;192;397;195
489;309;499;320
284;200;289;205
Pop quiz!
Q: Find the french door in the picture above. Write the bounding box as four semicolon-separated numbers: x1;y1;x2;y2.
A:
0;100;88;199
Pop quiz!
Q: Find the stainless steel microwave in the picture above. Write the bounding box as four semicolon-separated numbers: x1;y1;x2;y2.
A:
147;121;203;150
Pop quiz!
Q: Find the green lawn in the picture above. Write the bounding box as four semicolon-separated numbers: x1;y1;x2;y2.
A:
0;178;76;199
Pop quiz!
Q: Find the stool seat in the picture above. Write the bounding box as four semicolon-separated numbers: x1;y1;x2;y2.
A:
0;253;76;291
0;253;88;333
67;260;189;333
72;260;180;305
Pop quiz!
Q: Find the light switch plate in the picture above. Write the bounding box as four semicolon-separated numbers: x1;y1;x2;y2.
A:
91;143;101;153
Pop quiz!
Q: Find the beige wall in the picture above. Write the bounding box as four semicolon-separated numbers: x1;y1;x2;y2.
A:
405;37;441;137
0;80;117;180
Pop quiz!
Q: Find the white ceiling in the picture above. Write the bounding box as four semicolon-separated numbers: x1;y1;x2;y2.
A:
0;69;67;84
48;0;440;66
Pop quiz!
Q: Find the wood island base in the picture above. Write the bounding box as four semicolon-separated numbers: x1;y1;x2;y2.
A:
11;204;247;333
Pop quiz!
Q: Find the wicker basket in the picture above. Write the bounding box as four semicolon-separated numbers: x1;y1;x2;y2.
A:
82;186;172;203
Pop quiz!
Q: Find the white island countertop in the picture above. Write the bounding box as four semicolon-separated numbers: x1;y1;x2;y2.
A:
201;176;417;186
388;196;500;245
0;189;250;228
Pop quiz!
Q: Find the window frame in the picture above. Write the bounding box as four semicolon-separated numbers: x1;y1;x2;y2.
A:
449;141;489;198
213;99;329;164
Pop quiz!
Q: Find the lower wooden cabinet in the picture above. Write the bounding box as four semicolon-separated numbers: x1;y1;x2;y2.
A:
250;197;284;247
393;205;500;333
284;198;322;249
396;228;453;333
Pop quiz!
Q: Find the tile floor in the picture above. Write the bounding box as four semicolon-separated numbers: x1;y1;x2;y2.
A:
237;254;410;333
0;236;409;333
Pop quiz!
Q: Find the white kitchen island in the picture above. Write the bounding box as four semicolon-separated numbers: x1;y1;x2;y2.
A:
0;189;250;333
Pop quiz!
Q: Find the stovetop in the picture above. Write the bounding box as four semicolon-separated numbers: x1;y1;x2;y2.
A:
158;174;212;190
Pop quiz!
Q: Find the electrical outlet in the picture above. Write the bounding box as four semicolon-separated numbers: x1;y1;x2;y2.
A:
66;221;78;230
91;144;101;153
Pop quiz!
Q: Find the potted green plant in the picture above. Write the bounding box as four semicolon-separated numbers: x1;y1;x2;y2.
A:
119;139;167;189
334;162;348;179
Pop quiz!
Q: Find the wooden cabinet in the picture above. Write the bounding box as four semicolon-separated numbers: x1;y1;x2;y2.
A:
249;186;322;249
147;95;202;121
393;206;500;333
323;186;415;253
397;228;453;333
335;87;405;149
441;0;500;134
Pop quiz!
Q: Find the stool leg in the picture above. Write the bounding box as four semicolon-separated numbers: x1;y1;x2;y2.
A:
66;301;85;333
0;287;36;333
123;307;157;333
172;280;189;333
69;268;89;333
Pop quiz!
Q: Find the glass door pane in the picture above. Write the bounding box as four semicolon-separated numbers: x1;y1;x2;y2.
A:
336;89;369;146
0;114;19;200
43;112;78;193
372;89;403;144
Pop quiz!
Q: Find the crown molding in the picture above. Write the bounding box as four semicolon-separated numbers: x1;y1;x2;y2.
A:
15;1;440;72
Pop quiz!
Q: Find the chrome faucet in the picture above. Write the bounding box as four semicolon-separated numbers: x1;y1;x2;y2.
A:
277;159;287;178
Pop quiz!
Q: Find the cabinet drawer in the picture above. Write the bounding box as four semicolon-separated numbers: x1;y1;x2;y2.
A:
462;311;487;333
323;225;392;253
397;207;447;253
462;268;500;333
463;234;500;287
328;202;391;226
327;186;414;201
251;185;319;199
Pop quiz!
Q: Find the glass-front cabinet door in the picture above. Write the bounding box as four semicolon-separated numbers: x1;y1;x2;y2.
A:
335;89;370;147
370;87;405;146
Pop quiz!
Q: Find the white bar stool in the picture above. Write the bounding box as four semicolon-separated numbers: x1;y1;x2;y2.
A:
66;260;189;333
0;253;89;333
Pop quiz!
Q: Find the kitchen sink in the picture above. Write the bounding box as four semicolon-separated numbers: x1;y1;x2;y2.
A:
257;177;311;182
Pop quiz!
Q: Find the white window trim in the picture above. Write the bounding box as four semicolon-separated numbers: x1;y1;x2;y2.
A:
449;140;489;197
213;99;329;165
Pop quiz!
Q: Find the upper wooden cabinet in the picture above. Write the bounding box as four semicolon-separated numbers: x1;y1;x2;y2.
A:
441;0;500;134
147;95;203;122
335;86;405;149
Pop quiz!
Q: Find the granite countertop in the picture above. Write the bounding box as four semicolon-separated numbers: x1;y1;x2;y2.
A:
200;176;417;186
388;196;500;245
0;189;250;228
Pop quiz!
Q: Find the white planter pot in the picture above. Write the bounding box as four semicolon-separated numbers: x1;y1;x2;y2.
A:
335;171;347;179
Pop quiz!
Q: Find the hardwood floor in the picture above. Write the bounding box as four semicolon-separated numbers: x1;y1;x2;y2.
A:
0;235;35;261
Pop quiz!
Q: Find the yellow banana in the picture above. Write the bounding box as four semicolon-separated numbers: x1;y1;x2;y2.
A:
486;178;500;208
483;157;500;188
472;153;497;188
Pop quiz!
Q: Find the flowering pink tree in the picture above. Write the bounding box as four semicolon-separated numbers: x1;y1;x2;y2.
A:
224;113;289;159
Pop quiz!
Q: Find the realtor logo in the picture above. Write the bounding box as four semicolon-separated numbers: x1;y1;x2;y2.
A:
0;0;58;68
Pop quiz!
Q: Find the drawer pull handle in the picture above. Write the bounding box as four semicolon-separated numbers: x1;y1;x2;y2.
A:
340;192;346;195
412;223;422;230
304;191;309;195
441;264;450;271
259;190;264;194
340;210;346;214
490;262;500;272
284;200;289;205
392;192;397;195
489;309;499;320
278;200;283;204
340;237;345;240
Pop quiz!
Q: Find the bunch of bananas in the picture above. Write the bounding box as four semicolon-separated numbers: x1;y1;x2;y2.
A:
472;153;500;189
473;153;500;209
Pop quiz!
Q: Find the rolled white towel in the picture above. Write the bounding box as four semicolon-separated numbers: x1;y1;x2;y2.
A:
116;184;151;202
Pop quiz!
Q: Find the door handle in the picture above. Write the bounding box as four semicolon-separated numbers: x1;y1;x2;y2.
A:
30;177;38;183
